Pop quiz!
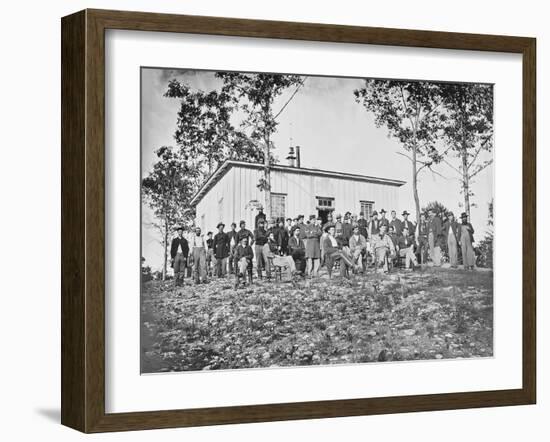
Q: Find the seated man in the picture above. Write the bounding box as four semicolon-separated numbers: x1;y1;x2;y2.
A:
348;225;367;271
322;225;359;278
371;224;396;273
233;236;254;285
288;226;306;274
397;226;419;270
263;232;296;280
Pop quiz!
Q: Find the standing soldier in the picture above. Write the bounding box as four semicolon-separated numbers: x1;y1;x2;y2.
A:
255;207;266;228
389;210;403;236
427;209;443;266
189;227;208;284
357;212;369;239
378;209;390;230
444;212;460;268
401;210;415;234
415;212;429;265
170;226;189;287
368;210;380;236
213;223;230;278
227;222;238;274
459;212;476;270
254;219;269;278
304;216;322;277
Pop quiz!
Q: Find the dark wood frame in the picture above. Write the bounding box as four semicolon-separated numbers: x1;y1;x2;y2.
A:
61;9;536;433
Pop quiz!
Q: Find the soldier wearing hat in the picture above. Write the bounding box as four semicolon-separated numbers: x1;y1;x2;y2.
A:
389;210;403;236
459;212;476;269
304;216;323;277
296;215;307;241
427;209;443;266
255;206;266;229
170;225;189;287
189;226;208;284
401;210;415;234
213;222;230;278
415;212;429;265
368;210;380;236
254;219;270;278
237;220;254;245
357;211;368;239
443;212;460;268
378;209;390;230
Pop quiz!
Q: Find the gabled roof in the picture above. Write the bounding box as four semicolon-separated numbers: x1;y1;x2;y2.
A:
190;160;406;207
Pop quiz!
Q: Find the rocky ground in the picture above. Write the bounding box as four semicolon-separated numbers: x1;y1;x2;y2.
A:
141;266;493;373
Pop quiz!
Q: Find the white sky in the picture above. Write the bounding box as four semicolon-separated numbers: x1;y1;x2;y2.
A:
141;68;493;270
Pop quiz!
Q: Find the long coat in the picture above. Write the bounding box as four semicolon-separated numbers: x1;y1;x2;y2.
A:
170;237;189;259
213;232;230;259
389;218;403;235
304;224;322;258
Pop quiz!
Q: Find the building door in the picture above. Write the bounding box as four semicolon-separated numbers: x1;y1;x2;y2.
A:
317;208;332;224
316;196;335;224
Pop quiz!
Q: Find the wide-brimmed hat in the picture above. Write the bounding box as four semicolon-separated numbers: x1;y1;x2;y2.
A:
216;222;225;229
402;210;410;216
380;209;387;214
460;212;468;219
297;214;304;220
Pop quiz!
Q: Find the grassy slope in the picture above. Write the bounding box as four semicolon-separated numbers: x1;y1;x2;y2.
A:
141;267;493;372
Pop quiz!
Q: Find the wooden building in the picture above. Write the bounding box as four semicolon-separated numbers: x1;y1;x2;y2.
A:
190;158;405;232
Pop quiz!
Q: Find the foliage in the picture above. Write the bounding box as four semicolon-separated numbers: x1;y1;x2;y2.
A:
141;257;153;283
354;80;447;221
475;200;494;268
216;72;305;219
164;80;262;176
440;83;494;217
142;146;198;278
421;201;454;220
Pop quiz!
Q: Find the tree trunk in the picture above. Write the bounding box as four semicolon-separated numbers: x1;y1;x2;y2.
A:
411;145;421;224
263;134;272;222
162;217;168;281
461;147;471;219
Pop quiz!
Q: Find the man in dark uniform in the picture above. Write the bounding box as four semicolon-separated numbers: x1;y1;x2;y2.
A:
254;219;269;278
255;207;266;228
273;217;289;255
357;212;369;239
237;220;254;245
427;209;443;266
288;226;306;274
368;210;380;236
401;210;415;234
170;226;189;287
415;212;429;264
379;209;390;229
296;215;307;242
213;222;230;278
389;210;403;236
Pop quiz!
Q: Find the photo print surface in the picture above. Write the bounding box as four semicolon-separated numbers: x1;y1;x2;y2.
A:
140;67;494;374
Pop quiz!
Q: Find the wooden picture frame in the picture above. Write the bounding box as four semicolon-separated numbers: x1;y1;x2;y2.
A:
61;8;536;433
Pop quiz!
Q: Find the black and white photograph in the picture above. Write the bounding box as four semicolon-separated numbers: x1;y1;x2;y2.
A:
140;68;494;373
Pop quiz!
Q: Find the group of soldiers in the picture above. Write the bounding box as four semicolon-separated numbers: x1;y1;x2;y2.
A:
169;207;476;287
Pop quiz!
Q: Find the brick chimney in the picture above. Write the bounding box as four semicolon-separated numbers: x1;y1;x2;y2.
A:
286;146;296;167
